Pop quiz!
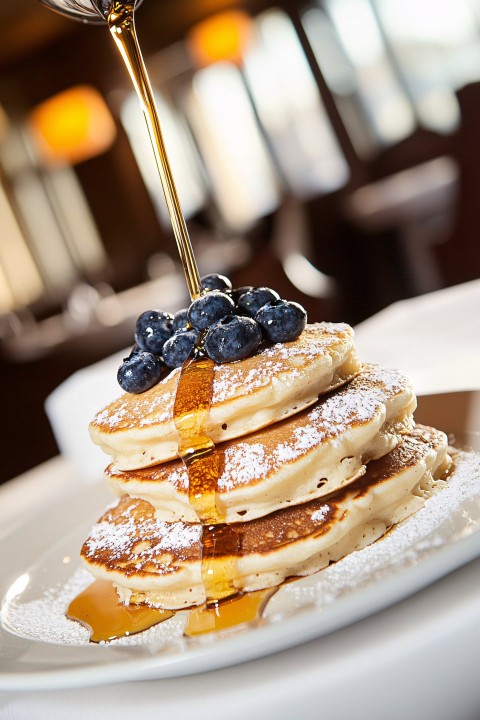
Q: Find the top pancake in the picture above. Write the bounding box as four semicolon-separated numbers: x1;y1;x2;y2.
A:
89;323;360;471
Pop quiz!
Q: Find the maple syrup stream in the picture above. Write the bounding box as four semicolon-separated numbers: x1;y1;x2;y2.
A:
107;0;202;301
67;1;276;641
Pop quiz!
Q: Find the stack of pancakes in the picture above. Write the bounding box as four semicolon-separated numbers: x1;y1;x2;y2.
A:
83;323;451;609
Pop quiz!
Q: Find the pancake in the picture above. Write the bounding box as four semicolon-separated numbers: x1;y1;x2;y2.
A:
89;323;361;471
106;364;416;524
81;425;451;609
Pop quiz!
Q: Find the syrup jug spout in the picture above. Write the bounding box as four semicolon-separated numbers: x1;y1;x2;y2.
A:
37;0;144;24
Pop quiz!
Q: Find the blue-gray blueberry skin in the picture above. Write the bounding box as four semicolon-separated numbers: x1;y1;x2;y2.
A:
162;329;199;368
236;287;280;317
172;308;189;332
117;351;163;393
187;291;236;331
231;285;254;304
201;273;233;293
135;310;173;355
204;315;262;363
255;300;307;343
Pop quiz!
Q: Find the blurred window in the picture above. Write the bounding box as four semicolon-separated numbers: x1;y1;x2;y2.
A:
120;8;350;229
243;9;349;196
0;110;106;316
185;61;280;232
373;0;480;132
305;0;480;146
120;90;207;227
320;0;415;146
0;179;44;314
109;1;480;249
302;5;379;156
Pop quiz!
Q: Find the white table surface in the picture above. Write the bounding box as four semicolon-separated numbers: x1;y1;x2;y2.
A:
1;280;480;719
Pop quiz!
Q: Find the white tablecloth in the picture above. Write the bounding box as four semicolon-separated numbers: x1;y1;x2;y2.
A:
1;280;480;719
354;278;480;394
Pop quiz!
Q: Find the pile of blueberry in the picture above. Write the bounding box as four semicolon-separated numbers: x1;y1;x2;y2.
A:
117;273;307;394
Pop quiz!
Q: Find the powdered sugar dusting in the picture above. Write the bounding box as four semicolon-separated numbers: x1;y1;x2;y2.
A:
211;323;352;403
311;505;330;522
83;498;201;570
221;443;269;487
92;371;179;431
2;568;93;645
216;364;410;491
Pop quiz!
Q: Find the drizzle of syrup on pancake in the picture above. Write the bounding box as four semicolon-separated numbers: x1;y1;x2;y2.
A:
173;354;222;525
173;352;241;604
67;426;450;642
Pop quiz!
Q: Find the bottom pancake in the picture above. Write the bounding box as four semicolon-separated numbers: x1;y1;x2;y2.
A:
81;425;451;610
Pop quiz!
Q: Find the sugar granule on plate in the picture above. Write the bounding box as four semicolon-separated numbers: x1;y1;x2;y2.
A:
2;568;93;645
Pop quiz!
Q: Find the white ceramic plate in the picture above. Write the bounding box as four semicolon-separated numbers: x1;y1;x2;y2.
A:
1;392;480;691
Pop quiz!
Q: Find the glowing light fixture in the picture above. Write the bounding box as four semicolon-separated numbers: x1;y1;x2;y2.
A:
188;11;254;67
29;85;116;166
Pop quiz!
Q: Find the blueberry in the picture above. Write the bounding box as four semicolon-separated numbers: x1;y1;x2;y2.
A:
255;299;307;343
117;352;163;393
162;329;199;368
172;308;189;332
231;285;254;304
236;287;280;318
134;310;173;355
201;273;233;293
187;291;235;331
204;315;262;363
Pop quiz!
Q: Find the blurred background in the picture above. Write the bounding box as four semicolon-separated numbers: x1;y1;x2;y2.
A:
1;0;479;484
